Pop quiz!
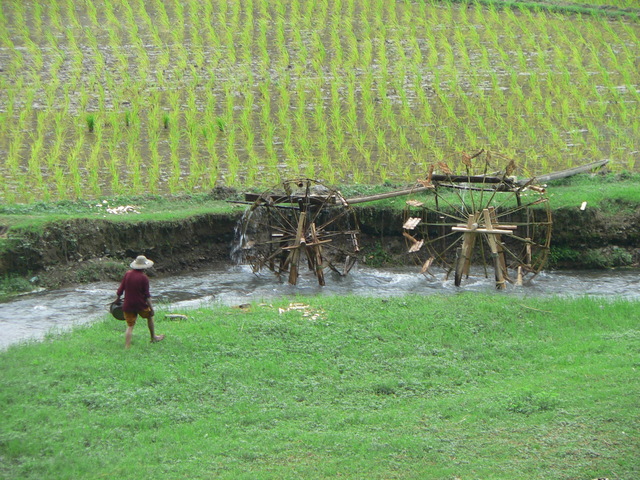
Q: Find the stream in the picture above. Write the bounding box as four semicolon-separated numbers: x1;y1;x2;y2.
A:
1;265;639;350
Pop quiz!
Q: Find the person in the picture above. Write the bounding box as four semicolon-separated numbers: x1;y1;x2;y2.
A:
115;255;165;349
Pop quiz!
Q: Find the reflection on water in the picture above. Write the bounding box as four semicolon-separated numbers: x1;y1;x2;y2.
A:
1;265;639;350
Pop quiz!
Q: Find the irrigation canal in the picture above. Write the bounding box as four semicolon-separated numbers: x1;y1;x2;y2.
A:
1;265;639;350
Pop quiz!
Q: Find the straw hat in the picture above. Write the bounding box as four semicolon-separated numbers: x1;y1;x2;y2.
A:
130;255;154;269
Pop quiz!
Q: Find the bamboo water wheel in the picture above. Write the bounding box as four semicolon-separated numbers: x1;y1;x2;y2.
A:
403;150;552;288
236;178;360;285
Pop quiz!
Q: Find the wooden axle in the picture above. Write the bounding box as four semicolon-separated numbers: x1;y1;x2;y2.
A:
281;238;333;249
244;193;337;205
451;226;514;235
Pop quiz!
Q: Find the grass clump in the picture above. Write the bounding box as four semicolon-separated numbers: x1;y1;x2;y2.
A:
546;171;640;210
549;245;635;269
0;274;36;300
1;294;638;479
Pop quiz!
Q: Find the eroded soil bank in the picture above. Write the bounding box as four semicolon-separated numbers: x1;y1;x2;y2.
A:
1;205;639;289
0;213;240;288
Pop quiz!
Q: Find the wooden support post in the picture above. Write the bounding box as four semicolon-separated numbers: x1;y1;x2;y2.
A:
482;209;506;290
343;255;357;276
462;230;477;279
288;211;307;285
350;232;360;253
453;246;462;284
310;223;325;286
455;214;477;287
420;256;435;275
489;207;508;282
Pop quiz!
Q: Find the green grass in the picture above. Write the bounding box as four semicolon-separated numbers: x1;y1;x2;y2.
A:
1;294;638;479
546;172;640;210
0;192;245;230
346;172;640;212
0;274;35;300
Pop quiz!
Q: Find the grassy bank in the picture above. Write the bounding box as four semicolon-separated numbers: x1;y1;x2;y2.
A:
0;172;638;228
0;190;244;230
1;294;638;479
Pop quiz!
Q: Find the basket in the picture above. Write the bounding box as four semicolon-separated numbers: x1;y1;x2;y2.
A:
110;300;125;321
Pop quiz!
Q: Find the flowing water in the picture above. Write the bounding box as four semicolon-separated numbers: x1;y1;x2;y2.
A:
1;265;639;350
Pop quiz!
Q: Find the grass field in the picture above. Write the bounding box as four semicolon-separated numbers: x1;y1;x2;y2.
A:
1;294;638;479
0;0;638;202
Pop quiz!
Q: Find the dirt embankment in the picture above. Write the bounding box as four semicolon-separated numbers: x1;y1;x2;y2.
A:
0;213;241;287
550;205;640;268
1;204;639;288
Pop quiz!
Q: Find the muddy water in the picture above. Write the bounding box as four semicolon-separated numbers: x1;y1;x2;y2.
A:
1;265;639;350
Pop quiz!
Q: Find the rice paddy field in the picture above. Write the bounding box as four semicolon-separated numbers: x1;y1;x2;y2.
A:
0;0;638;203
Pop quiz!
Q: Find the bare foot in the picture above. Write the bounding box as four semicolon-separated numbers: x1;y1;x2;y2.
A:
151;334;165;343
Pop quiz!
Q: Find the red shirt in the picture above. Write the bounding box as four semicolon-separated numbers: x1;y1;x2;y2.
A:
117;269;151;312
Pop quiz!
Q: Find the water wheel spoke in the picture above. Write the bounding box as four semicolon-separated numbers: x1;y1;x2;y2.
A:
463;165;478;214
422;229;462;247
500;243;531;270
249;220;295;239
487;220;551;227
320;241;353;258
323;253;358;276
252;208;296;242
315;206;355;232
425;233;464;260
427;208;469;225
451;179;472;216
265;197;301;230
478;234;490;278
325;260;342;274
308;193;338;226
311;227;342;237
433;186;470;220
500;237;546;272
493;199;548;220
256;247;287;271
478;153;491;209
506;233;548;248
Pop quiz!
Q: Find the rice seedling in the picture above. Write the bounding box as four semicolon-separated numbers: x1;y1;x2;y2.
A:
86;114;95;133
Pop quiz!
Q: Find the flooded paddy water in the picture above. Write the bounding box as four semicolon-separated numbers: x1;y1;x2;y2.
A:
1;265;638;350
